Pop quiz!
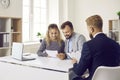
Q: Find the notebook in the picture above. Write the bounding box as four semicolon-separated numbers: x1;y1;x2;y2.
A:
11;42;36;61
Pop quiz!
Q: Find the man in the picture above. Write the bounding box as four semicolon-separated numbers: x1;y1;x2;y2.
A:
58;21;86;61
70;15;120;80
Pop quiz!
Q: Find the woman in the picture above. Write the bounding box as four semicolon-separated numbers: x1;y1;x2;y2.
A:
37;24;66;60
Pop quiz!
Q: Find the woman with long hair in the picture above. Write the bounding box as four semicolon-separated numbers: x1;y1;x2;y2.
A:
37;24;66;60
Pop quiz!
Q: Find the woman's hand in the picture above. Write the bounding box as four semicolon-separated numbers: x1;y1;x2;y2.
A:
57;53;66;60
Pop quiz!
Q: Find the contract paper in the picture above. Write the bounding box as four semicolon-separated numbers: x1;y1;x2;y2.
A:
46;50;58;58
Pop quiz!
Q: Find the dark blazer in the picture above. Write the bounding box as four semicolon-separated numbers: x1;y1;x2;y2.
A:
72;33;120;80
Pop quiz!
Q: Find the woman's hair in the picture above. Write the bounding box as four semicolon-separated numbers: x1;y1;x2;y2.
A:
45;24;63;46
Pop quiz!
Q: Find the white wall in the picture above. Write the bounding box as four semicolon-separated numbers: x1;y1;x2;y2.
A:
58;0;68;25
58;0;75;25
48;0;75;26
58;0;120;40
48;0;59;25
0;0;22;18
73;0;120;40
41;0;120;40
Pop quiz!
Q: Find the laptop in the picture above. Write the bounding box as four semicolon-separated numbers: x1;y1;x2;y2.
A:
11;42;36;61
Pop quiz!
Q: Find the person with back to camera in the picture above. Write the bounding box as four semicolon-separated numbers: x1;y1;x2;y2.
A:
70;15;120;80
37;24;66;60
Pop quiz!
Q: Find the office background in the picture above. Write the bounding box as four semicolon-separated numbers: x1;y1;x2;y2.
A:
0;0;120;54
0;0;120;40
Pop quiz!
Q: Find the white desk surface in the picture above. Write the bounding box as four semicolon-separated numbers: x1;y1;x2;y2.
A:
0;61;69;80
0;55;73;73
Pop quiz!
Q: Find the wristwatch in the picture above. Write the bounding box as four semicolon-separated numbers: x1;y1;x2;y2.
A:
0;0;10;8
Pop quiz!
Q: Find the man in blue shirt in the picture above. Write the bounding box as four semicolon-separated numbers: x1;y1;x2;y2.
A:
58;21;86;61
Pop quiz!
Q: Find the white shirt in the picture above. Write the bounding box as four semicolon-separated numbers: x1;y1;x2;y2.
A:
93;32;103;38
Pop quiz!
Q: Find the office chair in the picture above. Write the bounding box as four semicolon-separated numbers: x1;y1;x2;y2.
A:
92;66;120;80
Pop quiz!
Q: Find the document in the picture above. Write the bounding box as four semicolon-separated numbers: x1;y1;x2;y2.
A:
66;51;81;62
46;50;58;58
66;53;73;59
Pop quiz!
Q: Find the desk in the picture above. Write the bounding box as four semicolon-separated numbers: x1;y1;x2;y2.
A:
0;56;73;80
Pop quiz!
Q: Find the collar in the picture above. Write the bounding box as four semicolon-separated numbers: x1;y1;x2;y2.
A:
93;32;103;38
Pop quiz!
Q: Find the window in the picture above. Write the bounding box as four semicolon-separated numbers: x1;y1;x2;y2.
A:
22;0;47;42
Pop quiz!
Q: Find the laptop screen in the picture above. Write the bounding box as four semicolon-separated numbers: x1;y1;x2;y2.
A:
12;42;23;60
11;42;36;61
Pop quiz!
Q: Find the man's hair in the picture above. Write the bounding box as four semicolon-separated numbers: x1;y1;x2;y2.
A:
86;15;103;29
61;21;74;30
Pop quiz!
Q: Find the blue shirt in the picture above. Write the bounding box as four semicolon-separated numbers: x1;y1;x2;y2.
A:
67;39;72;53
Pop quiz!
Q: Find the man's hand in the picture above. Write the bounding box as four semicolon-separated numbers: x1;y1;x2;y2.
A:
71;58;77;64
57;53;66;60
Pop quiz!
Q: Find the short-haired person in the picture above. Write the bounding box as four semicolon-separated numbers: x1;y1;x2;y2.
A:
58;21;86;61
70;15;120;80
37;24;66;60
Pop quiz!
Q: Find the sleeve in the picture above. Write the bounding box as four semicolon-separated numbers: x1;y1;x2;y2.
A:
119;45;120;63
73;34;86;62
77;34;86;53
60;40;65;53
37;39;48;57
73;43;92;77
